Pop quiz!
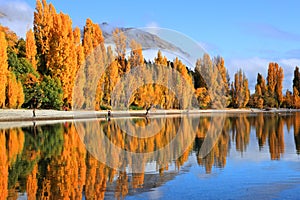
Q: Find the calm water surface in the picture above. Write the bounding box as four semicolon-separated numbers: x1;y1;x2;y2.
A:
1;112;300;200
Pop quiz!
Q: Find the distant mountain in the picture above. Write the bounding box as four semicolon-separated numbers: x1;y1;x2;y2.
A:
99;22;190;60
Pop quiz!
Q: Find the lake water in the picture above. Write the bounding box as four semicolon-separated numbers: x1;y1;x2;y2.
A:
1;112;300;200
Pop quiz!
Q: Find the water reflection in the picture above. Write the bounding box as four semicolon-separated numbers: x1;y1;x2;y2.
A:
0;112;299;199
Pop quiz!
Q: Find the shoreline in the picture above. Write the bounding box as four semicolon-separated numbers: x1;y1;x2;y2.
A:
0;108;298;122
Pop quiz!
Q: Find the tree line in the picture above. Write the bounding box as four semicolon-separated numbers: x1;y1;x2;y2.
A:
0;0;299;110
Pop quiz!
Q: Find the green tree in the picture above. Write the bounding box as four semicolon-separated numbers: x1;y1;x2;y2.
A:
7;48;40;109
40;75;63;109
293;66;300;93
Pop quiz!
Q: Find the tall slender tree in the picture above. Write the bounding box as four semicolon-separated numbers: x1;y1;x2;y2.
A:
6;72;24;108
196;54;229;108
0;32;8;108
266;62;284;107
25;29;37;70
267;63;276;96
113;28;127;73
293;66;300;93
231;69;250;108
82;18;106;109
34;0;56;74
49;12;77;108
276;66;284;105
214;56;229;93
129;39;144;68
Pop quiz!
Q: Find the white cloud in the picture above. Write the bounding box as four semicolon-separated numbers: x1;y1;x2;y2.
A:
146;21;159;29
226;57;300;93
144;21;160;35
226;57;269;92
0;0;34;38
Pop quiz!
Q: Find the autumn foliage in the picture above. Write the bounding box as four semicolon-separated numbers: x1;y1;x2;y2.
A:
0;0;298;110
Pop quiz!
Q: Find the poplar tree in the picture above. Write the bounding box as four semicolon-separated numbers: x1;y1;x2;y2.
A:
0;32;8;108
266;62;284;107
82;18;106;109
113;28;127;73
293;66;300;93
129;39;144;68
231;69;250;108
6;72;24;108
34;0;56;73
25;29;37;70
49;12;77;108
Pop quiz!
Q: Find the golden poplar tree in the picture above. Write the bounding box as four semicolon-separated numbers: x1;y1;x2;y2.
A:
195;87;210;108
276;66;284;105
129;39;144;67
283;90;293;108
16;81;24;108
82;18;106;109
257;73;267;95
0;32;8;108
6;72;24;108
173;57;193;108
25;29;37;70
83;18;105;56
102;60;120;108
113;28;127;73
215;56;229;93
231;69;250;108
267;62;276;95
251;73;267;108
0;25;18;50
154;50;168;66
73;27;84;75
267;62;284;107
34;0;56;73
196;54;228;108
49;12;78;108
153;50;170;108
72;27;85;108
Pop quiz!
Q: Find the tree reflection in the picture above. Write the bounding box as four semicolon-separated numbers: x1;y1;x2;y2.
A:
1;112;300;198
195;124;229;173
294;112;300;154
251;114;285;160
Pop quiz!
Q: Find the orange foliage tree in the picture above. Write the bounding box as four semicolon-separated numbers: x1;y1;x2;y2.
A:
6;72;24;108
82;18;106;109
25;29;37;70
0;32;8;108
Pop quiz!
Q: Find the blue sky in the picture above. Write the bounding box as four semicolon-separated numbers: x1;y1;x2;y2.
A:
0;0;300;91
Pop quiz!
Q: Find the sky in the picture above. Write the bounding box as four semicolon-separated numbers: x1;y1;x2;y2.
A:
0;0;300;91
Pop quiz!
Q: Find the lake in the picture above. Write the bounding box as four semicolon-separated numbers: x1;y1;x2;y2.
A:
1;112;300;199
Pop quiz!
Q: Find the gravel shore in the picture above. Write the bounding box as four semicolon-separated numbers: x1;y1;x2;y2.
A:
0;108;297;122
